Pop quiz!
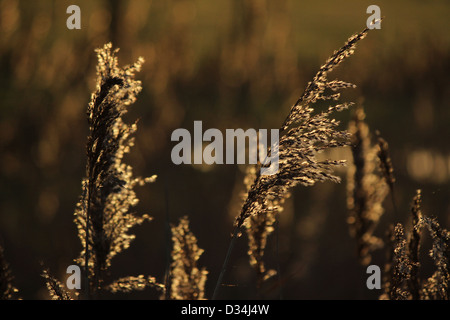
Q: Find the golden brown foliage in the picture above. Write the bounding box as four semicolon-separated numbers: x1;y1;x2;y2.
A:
42;269;72;300
106;275;164;294
237;27;370;231
243;166;277;289
381;190;450;300
170;216;208;300
73;43;158;297
419;215;450;299
408;189;422;299
376;132;395;192
347;106;388;265
228;27;372;296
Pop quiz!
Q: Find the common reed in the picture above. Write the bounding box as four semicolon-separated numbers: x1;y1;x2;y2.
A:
381;190;450;300
376;131;397;213
213;26;372;299
243;165;277;290
9;26;446;302
387;223;412;300
169;216;208;300
408;189;422;300
72;43;161;298
346;106;388;265
342;107;449;300
418;215;450;299
376;132;395;195
42;268;72;300
105;275;164;294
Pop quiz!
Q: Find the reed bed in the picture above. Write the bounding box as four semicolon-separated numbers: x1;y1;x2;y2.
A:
0;25;448;301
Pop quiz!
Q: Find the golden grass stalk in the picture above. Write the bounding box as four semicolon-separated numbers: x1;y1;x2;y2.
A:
381;190;449;300
419;215;450;299
376;130;397;213
73;43;158;298
214;26;371;299
346;106;388;265
408;189;422;299
170;216;208;300
243;165;278;290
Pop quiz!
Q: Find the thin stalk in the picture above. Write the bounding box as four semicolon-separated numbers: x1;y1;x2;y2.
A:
164;177;172;300
212;226;239;300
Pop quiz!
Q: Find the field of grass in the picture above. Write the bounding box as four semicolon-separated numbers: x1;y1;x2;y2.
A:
0;0;449;300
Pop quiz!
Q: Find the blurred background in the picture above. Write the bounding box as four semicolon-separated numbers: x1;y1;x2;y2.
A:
0;0;449;299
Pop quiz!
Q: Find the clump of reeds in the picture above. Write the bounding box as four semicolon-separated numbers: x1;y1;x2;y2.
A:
346;106;388;265
72;43;161;298
214;26;372;299
0;244;18;300
381;189;450;300
169;216;208;300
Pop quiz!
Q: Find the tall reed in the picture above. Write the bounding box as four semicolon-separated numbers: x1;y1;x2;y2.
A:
346;106;388;265
213;26;372;299
73;43;161;298
170;216;208;300
381;190;450;300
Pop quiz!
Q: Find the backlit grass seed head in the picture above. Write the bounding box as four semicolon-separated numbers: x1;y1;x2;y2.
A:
42;269;72;300
418;215;450;299
73;43;156;294
236;27;370;232
376;132;395;189
106;275;165;294
170;216;208;300
347;106;388;265
408;189;422;299
243;165;277;287
389;223;413;300
381;191;449;300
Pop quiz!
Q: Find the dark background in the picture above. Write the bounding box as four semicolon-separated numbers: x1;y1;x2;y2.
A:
0;0;449;299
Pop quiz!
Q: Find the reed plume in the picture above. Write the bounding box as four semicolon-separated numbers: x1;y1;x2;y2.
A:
170;216;208;300
376;132;395;192
376;130;397;212
389;224;413;299
408;189;422;299
381;190;450;300
237;28;370;231
346;106;388;265
243;165;277;290
73;43;159;298
106;275;164;294
214;26;372;299
42;269;72;300
380;224;395;300
419;215;450;299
